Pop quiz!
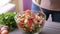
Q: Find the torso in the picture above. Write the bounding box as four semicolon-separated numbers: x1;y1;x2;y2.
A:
40;0;60;11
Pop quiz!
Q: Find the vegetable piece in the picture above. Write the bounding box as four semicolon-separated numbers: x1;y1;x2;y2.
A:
17;22;24;28
1;30;8;34
24;9;31;15
24;24;28;29
30;14;35;19
24;19;32;28
27;19;32;28
20;18;25;23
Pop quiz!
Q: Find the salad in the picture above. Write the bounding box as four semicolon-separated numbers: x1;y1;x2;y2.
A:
15;10;45;34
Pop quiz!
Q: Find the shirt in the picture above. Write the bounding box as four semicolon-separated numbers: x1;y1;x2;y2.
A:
40;0;60;11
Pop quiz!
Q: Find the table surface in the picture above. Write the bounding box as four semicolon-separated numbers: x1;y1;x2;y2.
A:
9;21;60;34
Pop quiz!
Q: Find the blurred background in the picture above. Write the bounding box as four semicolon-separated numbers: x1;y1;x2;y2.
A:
11;0;32;12
0;0;32;14
0;0;42;13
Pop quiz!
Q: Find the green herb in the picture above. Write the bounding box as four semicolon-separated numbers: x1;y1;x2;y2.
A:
24;24;28;29
0;12;17;31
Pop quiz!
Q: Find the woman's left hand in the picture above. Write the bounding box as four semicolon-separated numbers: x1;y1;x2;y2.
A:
0;26;9;34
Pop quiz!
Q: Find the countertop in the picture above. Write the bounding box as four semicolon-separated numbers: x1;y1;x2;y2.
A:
9;21;60;34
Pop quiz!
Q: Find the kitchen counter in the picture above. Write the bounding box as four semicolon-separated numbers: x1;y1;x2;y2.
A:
9;21;60;34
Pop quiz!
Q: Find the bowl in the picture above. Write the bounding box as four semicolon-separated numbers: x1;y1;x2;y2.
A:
14;10;46;34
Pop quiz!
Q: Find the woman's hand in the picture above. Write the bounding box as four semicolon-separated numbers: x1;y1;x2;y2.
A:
1;30;8;34
0;26;9;34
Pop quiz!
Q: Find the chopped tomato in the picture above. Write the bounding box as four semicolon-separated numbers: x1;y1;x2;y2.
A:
20;18;25;23
27;19;32;28
24;9;31;15
17;16;21;18
30;14;35;19
17;22;24;28
24;18;32;28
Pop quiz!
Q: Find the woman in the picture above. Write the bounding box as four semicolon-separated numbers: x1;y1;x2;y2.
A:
40;0;60;22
